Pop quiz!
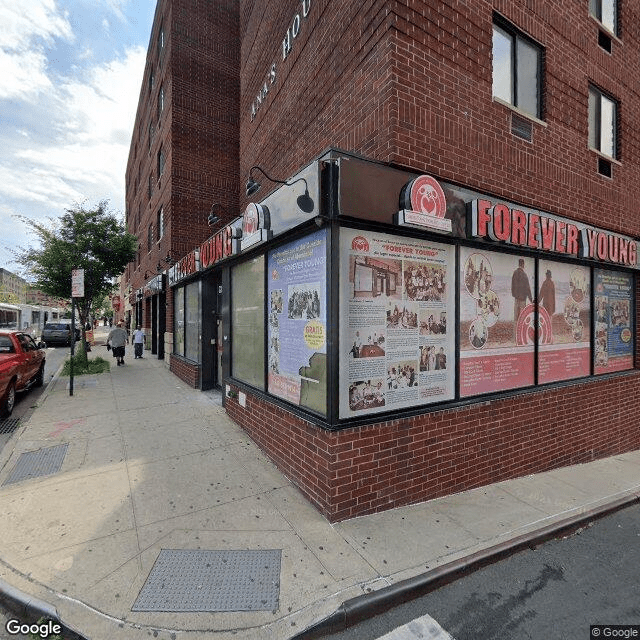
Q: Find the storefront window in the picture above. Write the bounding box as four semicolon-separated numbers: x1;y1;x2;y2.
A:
174;287;185;356
0;308;18;329
594;269;634;374
232;256;265;389
538;260;591;383
339;228;456;419
185;281;201;362
267;229;328;416
459;248;535;396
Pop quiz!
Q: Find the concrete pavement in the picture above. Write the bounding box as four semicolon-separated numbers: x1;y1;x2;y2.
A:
0;325;639;640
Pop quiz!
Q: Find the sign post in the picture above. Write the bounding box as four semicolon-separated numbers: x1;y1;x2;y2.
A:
70;269;85;397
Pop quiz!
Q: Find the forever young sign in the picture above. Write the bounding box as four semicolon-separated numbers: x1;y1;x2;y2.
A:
470;199;639;269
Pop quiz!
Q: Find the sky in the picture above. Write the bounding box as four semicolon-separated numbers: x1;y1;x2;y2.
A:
0;0;156;274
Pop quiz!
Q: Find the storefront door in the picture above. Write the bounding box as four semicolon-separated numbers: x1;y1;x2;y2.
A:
212;273;223;387
200;271;223;390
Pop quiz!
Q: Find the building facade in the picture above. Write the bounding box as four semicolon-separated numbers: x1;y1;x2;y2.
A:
126;0;640;522
0;269;27;304
122;0;239;386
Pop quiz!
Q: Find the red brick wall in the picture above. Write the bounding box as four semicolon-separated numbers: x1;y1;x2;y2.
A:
241;0;397;203
125;0;240;335
234;0;640;522
170;355;200;388
241;1;640;235
226;370;640;522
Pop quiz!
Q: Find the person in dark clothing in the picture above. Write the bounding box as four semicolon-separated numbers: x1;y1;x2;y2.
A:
511;258;532;326
539;269;556;316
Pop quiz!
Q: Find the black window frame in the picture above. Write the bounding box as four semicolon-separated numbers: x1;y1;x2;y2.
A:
588;84;618;160
157;145;165;177
590;0;618;35
492;14;544;121
156;208;164;241
158;84;164;121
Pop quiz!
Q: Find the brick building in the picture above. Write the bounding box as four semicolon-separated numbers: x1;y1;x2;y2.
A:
122;0;239;380
0;268;27;304
126;0;640;522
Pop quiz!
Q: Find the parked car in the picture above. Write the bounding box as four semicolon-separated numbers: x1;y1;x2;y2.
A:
41;321;80;346
0;331;46;417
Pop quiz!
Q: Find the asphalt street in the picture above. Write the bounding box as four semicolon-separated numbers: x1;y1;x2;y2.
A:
1;344;67;430
321;503;640;640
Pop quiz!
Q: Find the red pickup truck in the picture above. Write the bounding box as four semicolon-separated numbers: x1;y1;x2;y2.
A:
0;331;46;418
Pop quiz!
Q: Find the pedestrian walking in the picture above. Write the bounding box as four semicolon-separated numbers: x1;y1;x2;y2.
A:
107;321;128;366
132;325;146;359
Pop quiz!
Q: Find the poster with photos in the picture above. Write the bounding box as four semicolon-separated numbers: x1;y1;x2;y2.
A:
538;260;591;383
459;248;535;396
594;269;634;375
339;228;455;418
267;229;328;415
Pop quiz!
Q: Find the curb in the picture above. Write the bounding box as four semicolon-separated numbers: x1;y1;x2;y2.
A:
0;578;86;640
290;492;640;639
0;355;88;639
0;578;59;623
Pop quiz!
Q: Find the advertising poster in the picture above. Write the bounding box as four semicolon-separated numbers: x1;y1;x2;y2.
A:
538;260;591;383
594;269;634;375
339;228;455;419
459;248;535;396
267;229;327;415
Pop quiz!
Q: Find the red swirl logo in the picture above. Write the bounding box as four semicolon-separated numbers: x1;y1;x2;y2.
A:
351;236;369;252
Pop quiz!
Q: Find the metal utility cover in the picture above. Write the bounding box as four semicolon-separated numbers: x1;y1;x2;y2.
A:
132;549;282;612
3;444;69;485
0;417;20;435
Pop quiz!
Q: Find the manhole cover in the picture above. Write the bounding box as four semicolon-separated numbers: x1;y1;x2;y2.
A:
0;417;20;435
3;444;69;485
132;549;282;612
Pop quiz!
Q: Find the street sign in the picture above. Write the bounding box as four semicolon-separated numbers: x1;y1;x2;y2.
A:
71;269;85;297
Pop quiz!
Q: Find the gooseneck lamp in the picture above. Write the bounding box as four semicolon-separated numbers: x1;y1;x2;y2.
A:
245;165;314;213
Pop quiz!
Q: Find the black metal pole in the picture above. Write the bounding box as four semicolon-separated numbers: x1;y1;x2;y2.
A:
70;298;75;396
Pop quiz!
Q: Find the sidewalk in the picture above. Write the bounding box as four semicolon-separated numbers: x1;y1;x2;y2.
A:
0;326;639;640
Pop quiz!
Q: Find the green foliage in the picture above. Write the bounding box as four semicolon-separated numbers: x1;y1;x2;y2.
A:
72;338;89;367
62;354;110;376
12;201;137;333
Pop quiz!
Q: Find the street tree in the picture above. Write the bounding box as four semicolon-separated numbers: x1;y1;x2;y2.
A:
13;201;137;357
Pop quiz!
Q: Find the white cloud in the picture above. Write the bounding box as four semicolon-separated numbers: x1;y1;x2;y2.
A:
0;44;146;246
9;45;146;209
0;48;53;99
104;0;126;22
0;0;72;49
0;0;73;101
0;0;150;265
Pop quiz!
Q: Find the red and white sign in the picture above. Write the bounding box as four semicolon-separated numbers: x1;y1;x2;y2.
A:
111;295;121;311
241;203;272;250
71;269;84;297
397;175;452;233
470;198;640;268
401;175;447;218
